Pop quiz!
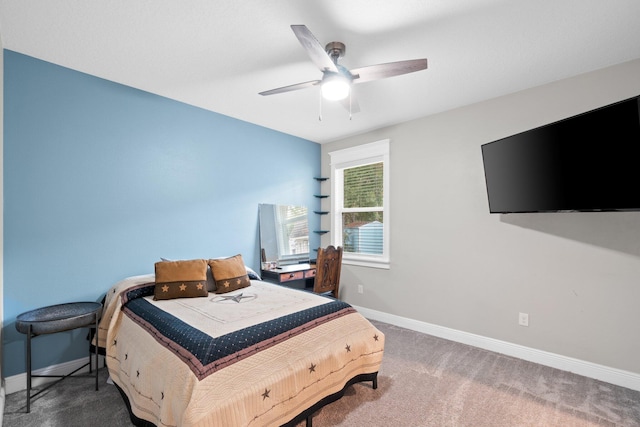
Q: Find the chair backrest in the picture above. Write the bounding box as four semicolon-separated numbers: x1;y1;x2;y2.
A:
313;245;343;298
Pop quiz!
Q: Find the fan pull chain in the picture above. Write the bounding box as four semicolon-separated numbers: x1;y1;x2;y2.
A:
318;90;323;121
349;92;353;120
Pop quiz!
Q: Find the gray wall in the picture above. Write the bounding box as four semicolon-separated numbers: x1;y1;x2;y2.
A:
322;59;640;374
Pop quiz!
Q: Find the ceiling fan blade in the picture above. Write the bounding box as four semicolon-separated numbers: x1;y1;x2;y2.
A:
290;25;339;73
259;80;321;96
350;58;428;84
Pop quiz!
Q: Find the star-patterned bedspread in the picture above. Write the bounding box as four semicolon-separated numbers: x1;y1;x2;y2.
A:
96;274;385;427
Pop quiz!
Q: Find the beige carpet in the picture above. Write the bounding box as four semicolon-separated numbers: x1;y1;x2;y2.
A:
304;320;640;426
4;320;640;426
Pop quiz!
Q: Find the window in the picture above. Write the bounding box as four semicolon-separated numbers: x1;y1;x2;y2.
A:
329;139;390;269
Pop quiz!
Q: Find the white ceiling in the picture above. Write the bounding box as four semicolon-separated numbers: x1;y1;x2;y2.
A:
1;0;640;143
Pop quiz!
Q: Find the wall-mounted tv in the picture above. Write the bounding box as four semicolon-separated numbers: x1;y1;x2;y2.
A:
481;95;640;213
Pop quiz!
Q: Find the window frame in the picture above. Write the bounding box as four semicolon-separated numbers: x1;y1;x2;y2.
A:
329;139;390;269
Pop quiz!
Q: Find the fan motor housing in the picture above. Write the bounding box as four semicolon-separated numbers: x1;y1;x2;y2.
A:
325;42;346;60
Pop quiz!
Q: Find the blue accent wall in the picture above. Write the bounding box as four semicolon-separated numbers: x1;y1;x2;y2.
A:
3;50;320;377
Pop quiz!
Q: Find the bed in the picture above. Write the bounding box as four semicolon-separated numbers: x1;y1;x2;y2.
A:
94;257;384;427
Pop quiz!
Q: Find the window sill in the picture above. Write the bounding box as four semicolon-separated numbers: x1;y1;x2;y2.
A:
343;258;390;270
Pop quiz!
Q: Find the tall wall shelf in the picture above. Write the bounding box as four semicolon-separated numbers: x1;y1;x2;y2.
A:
313;177;330;250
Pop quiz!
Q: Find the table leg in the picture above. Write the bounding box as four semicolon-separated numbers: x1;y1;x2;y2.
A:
95;314;99;391
26;324;32;413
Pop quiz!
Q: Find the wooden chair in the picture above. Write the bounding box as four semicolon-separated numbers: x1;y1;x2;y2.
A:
313;245;343;299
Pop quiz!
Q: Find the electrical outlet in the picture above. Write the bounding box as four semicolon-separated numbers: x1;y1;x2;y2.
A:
518;312;529;327
357;285;364;294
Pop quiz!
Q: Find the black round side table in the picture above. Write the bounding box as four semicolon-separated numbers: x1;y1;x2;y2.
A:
15;301;103;413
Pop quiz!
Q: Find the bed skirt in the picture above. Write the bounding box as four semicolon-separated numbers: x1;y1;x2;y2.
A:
114;371;379;427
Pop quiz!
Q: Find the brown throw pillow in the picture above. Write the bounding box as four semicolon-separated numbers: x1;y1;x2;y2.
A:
161;257;216;292
208;254;251;294
154;259;209;300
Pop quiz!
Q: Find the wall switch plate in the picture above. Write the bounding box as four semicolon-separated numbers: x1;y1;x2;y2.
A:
357;285;364;294
519;312;529;327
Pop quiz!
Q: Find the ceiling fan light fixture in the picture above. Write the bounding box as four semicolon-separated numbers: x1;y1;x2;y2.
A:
321;76;350;101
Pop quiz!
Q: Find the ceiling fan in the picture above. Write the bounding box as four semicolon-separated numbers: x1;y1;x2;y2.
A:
259;25;428;114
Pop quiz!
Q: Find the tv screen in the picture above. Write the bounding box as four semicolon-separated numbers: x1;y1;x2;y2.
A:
481;95;640;213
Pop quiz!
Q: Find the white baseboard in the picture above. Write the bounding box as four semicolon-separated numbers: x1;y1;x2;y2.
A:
5;355;105;395
354;305;640;392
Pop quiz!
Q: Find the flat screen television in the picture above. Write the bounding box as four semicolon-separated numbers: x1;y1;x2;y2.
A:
481;95;640;213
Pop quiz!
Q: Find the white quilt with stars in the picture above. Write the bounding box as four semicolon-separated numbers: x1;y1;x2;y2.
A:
96;274;385;427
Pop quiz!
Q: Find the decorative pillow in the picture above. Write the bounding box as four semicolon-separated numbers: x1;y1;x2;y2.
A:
208;254;251;294
154;259;209;300
246;266;261;280
161;257;217;292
